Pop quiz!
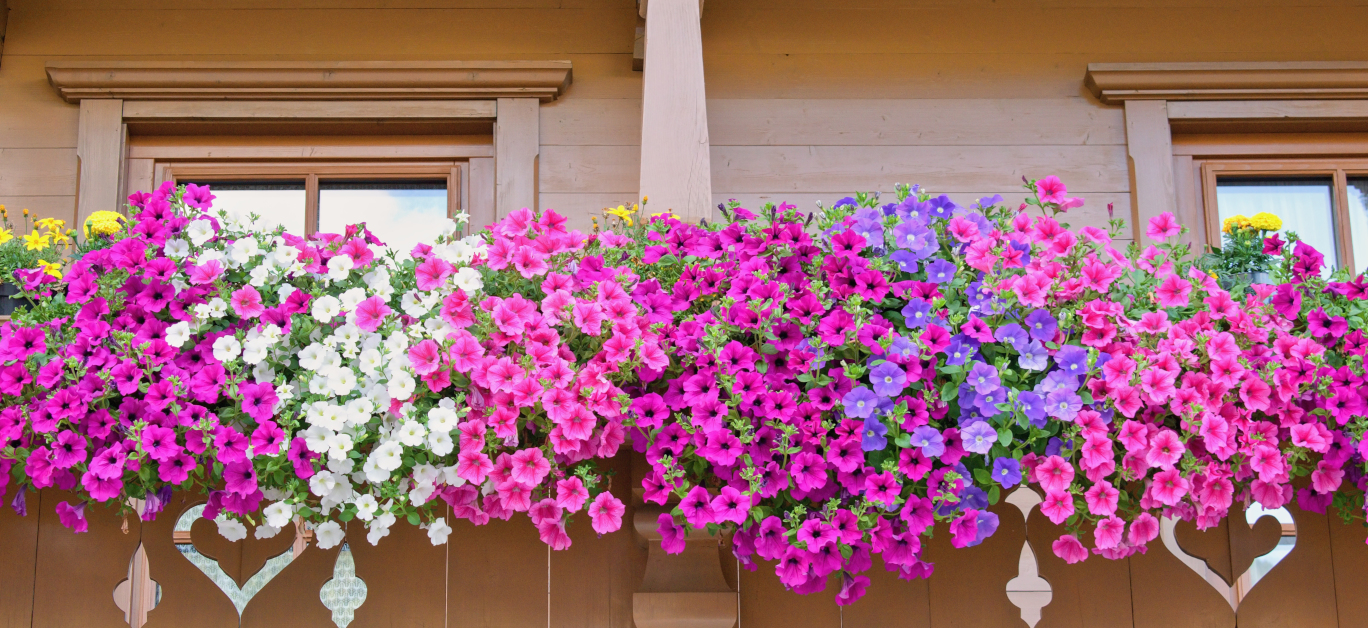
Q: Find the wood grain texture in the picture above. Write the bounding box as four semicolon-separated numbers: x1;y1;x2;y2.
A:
0;491;39;628
139;495;240;628
238;531;340;628
349;517;447;628
188;514;296;588
1124;100;1177;246
31;490;143;628
639;0;712;221
496;97;541;217
923;502;1026;627
0;148;77;197
0;57;78;149
76;99;126;227
550;452;642;628
468;156;497;232
708;99;1126;147
1168;99;1368;120
447;518;550;628
540;98;642;147
0;196;77;226
1023;509;1134;628
122;100;498;120
738;561;840;628
841;557;932;628
1328;511;1368;626
1235;501;1339;628
1129;526;1234;628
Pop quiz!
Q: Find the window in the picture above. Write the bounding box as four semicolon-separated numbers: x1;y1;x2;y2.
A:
1199;160;1368;275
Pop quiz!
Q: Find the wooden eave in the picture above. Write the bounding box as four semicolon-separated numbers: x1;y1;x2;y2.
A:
45;60;573;103
1085;62;1368;105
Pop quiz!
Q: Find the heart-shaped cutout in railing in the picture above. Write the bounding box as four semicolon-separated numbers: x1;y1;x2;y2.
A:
174;505;299;615
1160;505;1296;610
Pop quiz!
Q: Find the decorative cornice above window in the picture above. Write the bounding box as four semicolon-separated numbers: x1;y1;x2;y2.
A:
1085;62;1368;105
46;60;573;103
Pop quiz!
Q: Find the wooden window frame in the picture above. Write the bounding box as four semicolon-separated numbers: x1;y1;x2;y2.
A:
160;161;467;237
48;61;569;232
1196;158;1368;270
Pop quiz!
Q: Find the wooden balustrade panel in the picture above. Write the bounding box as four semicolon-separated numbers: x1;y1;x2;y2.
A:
1174;517;1236;585
922;501;1026;627
139;495;238;628
550;452;644;628
31;489;142;628
1129;521;1235;628
238;530;340;628
1025;510;1133;628
840;557;932;628
1327;510;1368;626
0;491;39;628
1236;501;1338;628
349;514;447;628
447;516;549;627
738;560;841;628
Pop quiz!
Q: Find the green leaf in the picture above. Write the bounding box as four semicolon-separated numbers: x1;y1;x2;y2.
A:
973;468;991;484
988;486;1001;505
407;512;421;526
997;428;1013;447
1080;392;1095;405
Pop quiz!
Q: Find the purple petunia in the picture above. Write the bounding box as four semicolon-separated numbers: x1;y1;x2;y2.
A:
842;386;880;419
1024;309;1057;342
869;362;908;398
960;421;998;454
902;298;933;329
992;458;1022;487
967;361;1001;395
910;426;946;458
861;416;889;452
925;259;957;284
1054;345;1089;376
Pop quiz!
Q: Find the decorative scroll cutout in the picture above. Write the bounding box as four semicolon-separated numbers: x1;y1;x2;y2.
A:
1160;505;1296;610
1004;488;1051;627
319;543;368;628
113;543;160;627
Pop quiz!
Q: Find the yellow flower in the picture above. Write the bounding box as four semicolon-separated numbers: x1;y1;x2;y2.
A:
36;217;64;231
0;229;11;245
23;231;49;251
36;260;61;278
604;204;636;226
1249;212;1282;231
85;211;126;236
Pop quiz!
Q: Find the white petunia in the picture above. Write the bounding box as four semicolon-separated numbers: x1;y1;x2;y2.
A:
327;457;356;476
366;524;391;546
252;362;276;384
358;348;384;375
352;494;379;521
362;456;390;484
254;524;282;540
327;254;353;281
315;521;346;549
312;295;342;323
298;343;327;371
371;440;405;471
308;375;331;395
263;501;295;528
413;463;441;486
396;421;427;447
427;518;452;546
339;288;367;312
277;284;296;303
453;267;483;293
187;219;216;246
325;432;354;460
212;336;242;363
214;516;247;542
387;371;416;401
242;339;270;365
249;264;272;287
328;368;357;396
206;297;228;319
427;430;454;456
309;470;338;497
304;425;334;454
163;239;190;259
440;466;466;487
165;322;191;348
427;406;459;433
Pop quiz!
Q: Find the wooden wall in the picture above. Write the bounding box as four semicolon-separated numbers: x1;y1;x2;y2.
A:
6;1;1368;237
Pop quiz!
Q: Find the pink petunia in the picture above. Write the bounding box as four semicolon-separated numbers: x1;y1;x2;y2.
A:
1035;176;1069;204
555;477;590;512
1040;490;1075;524
510;448;551;486
1052;534;1088;564
1127;513;1160;546
1154;274;1192;308
354;296;392;333
1146;212;1182;242
1034;455;1074;493
1085;481;1120;516
230;285;265;319
1148;468;1190;506
407;339;443;376
414;257;454;291
1094;516;1125;549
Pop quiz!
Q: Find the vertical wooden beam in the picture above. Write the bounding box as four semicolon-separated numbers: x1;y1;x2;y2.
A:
495;97;539;219
1173;154;1206;250
469;156;496;233
1124;100;1177;244
638;0;712;222
0;0;9;69
76;99;126;227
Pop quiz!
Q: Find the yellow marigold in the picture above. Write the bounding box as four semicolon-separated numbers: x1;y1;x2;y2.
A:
1249;212;1282;231
85;210;126;236
23;231;49;251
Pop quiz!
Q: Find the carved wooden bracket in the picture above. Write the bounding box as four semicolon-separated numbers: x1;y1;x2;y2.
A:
633;505;737;628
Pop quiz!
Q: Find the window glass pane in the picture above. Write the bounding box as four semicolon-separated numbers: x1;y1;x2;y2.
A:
183;181;307;237
1349;177;1368;275
318;180;448;259
1215;178;1337;275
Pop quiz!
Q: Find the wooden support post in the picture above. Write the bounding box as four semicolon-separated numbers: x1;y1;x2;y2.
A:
1124;100;1177;244
638;0;712;222
632;506;737;628
495;97;539;219
76;99;126;226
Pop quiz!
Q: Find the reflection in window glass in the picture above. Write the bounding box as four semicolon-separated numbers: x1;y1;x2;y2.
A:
184;181;307;237
1216;178;1337;274
318;181;448;259
1349;178;1368;274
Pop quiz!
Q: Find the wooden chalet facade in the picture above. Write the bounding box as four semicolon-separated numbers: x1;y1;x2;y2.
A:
2;0;1368;626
